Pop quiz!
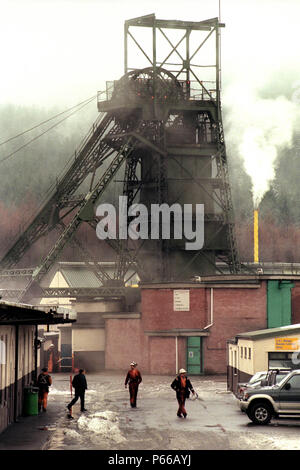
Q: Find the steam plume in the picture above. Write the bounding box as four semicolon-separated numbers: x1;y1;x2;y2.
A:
223;80;299;208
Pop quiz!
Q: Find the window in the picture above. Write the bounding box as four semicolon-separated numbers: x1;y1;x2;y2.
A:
269;352;294;369
286;375;300;388
241;347;243;359
0;334;7;405
248;348;251;360
0;336;5;365
234;350;237;375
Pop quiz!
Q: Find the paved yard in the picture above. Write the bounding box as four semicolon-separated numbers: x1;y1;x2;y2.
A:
1;372;300;452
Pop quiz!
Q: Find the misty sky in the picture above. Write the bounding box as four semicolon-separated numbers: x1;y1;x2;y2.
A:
0;0;299;107
1;0;300;204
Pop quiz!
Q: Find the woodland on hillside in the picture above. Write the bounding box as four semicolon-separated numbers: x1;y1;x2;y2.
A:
0;103;299;266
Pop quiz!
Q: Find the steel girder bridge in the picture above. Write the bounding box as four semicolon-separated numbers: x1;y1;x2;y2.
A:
0;14;241;303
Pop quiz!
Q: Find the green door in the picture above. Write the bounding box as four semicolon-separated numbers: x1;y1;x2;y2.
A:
267;280;294;328
187;336;203;375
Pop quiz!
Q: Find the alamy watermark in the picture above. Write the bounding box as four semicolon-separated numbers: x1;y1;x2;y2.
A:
0;340;5;365
95;196;204;250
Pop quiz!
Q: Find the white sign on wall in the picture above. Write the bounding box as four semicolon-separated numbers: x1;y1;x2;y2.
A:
173;290;190;311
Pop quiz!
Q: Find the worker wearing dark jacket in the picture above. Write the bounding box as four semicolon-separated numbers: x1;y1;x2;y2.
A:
37;367;52;412
125;361;142;408
67;369;88;412
171;368;195;418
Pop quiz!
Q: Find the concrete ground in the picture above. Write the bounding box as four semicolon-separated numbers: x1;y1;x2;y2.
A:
1;371;300;452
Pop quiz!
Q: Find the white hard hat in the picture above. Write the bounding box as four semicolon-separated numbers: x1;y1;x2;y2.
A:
130;361;137;366
179;368;186;374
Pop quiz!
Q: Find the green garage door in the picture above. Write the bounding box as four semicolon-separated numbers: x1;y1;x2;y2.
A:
187;337;203;375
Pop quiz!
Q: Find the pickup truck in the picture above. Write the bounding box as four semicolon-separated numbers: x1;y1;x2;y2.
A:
239;369;300;424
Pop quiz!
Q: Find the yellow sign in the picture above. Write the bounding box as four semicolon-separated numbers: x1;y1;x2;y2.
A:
275;337;300;351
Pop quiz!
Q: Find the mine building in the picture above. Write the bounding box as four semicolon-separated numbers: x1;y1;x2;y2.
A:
227;323;300;394
104;274;300;375
0;301;74;434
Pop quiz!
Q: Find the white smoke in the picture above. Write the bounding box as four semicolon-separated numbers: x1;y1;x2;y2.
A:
224;80;299;208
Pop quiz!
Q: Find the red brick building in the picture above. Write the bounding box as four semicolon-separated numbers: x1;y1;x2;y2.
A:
103;275;300;375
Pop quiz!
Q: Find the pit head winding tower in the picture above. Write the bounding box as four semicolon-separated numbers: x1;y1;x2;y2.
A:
98;14;240;281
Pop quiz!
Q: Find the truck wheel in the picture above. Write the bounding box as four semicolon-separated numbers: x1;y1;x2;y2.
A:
248;402;272;425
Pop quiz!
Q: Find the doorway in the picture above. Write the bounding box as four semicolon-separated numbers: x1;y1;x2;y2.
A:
187;336;203;375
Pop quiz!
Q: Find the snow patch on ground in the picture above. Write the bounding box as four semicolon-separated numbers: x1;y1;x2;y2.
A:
273;438;300;450
49;388;70;396
49;388;97;396
77;411;125;443
63;429;81;440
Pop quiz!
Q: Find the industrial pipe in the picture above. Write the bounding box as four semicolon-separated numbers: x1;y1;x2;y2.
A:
175;336;178;374
254;209;259;263
203;288;214;330
34;325;38;384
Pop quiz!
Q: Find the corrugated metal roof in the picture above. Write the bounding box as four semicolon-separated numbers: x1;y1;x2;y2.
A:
0;301;75;325
60;267;102;288
236;323;300;340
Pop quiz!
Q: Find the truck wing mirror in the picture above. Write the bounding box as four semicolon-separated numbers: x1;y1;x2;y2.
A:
284;383;291;390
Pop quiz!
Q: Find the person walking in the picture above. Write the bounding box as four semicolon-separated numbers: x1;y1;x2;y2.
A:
125;361;142;408
37;367;52;412
171;368;195;418
67;369;88;413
